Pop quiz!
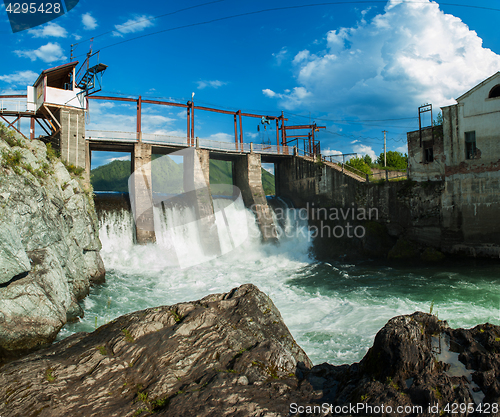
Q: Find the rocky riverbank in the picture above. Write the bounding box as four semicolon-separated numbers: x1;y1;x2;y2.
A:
0;283;498;417
0;126;105;363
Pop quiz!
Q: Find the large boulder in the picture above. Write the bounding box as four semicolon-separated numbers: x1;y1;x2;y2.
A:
0;284;313;417
0;128;105;362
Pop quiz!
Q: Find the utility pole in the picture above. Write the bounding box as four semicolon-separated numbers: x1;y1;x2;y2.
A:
383;130;387;167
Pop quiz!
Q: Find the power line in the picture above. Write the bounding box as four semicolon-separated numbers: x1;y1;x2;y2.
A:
74;1;500;57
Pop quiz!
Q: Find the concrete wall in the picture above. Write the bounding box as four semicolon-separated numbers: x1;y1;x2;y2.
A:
438;74;500;256
276;154;499;257
233;153;277;241
407;126;445;182
58;107;86;169
132;142;156;244
183;148;221;257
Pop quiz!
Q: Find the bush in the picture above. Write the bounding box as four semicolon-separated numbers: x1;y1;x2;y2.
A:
345;157;372;175
1;149;23;174
0;122;26;148
376;151;408;170
64;162;85;177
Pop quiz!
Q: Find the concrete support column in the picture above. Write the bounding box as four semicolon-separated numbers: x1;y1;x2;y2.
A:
233;153;277;242
183;148;221;257
84;140;91;187
132;142;156;244
58;107;86;169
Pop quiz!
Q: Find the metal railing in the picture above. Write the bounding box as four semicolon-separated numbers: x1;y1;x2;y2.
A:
0;99;28;113
86;130;291;155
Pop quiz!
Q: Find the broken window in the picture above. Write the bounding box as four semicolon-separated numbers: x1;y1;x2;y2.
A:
489;84;500;98
423;141;434;163
465;131;476;160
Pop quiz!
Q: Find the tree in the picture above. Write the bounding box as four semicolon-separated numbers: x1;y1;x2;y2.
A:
376;151;408;170
433;112;443;126
346;157;372;175
363;154;373;167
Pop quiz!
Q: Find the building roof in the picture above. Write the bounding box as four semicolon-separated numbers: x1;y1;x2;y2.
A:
33;61;79;89
455;71;500;102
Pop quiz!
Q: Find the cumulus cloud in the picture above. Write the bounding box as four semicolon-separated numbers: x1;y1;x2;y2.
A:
197;80;227;89
82;13;97;30
0;70;38;85
266;0;500;117
113;15;154;37
353;144;377;160
28;22;67;38
14;42;66;63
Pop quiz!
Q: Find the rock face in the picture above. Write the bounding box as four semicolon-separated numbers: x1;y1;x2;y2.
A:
0;284;312;417
0;127;105;363
301;312;500;416
1;284;499;417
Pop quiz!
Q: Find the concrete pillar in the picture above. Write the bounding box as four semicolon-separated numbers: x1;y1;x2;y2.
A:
233;153;277;242
183;148;221;257
84;141;91;187
58;107;86;169
132;142;156;244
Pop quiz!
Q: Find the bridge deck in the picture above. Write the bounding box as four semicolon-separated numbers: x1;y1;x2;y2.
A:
86;130;293;160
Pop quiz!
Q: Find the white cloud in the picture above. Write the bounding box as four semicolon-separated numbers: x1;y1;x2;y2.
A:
266;0;500;117
207;133;233;142
261;87;311;109
197;80;227;89
109;155;131;163
353;144;377;160
113;15;154;37
246;132;259;139
0;70;38;85
395;144;408;154
262;88;276;98
14;42;66;63
28;22;67;38
82;13;97;30
323;148;343;156
273;47;288;65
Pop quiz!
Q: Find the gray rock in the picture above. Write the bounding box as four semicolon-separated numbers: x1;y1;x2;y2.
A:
0;221;30;284
0;284;314;417
0;133;104;360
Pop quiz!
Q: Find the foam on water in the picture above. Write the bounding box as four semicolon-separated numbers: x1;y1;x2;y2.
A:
59;200;500;366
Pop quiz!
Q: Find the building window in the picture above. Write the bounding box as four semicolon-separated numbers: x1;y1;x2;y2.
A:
423;141;434;163
489;84;500;98
465;131;476;160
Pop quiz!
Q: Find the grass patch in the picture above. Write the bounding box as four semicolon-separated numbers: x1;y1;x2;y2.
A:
122;328;135;343
170;309;183;323
63;161;85;177
96;345;107;355
1;149;23;174
45;368;55;382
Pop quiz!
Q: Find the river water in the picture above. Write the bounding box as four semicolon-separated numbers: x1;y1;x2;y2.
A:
59;198;500;366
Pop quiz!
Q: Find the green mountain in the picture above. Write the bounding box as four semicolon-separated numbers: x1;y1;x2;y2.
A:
91;160;131;192
91;156;276;195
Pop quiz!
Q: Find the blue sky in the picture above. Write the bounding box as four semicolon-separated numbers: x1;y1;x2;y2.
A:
1;0;500;167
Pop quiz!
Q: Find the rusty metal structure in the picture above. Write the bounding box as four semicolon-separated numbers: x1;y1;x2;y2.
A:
418;103;434;147
282;122;326;157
